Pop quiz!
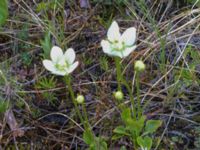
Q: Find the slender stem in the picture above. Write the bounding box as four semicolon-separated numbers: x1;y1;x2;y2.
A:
81;103;90;129
81;102;96;142
114;57;137;120
114;57;127;110
65;76;96;141
115;57;122;91
121;78;136;120
136;71;142;118
65;75;86;128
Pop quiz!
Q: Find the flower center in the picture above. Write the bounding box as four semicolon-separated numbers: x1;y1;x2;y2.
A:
111;40;125;51
55;61;69;71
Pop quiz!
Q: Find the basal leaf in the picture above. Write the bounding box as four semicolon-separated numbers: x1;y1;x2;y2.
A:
83;129;95;145
121;108;131;123
113;126;127;134
137;136;152;150
145;120;162;134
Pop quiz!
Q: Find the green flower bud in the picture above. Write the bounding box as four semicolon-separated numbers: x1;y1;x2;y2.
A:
76;95;85;104
114;91;124;101
134;60;145;72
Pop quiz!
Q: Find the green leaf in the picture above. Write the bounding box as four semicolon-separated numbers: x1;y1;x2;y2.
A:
89;143;95;150
137;136;152;150
113;126;127;135
126;116;146;136
126;120;141;137
121;108;131;123
138;115;146;129
95;137;108;150
83;129;95;145
0;0;8;26
0;100;9;113
112;134;124;140
40;32;52;59
101;141;108;150
145;120;162;134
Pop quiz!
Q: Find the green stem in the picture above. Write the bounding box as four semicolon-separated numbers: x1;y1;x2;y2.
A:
121;78;136;120
115;57;122;91
82;102;90;129
136;71;142;118
65;75;85;128
65;76;96;143
114;57;137;120
114;57;127;111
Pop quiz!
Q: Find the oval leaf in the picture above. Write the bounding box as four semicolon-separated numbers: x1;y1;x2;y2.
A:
137;136;152;150
145;120;162;134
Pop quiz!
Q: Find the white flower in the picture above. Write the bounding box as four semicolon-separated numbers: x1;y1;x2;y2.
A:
43;46;79;76
101;21;137;58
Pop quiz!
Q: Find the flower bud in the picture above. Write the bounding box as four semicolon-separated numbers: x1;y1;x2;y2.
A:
114;91;124;101
76;95;85;104
134;60;145;72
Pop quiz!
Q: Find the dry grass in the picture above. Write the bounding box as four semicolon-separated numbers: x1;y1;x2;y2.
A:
0;0;200;149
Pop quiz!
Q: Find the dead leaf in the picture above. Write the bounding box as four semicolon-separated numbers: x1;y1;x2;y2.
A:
5;109;24;137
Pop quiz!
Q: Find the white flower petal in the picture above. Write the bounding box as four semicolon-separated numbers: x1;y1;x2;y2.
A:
101;40;125;58
111;51;124;58
107;21;121;42
105;50;123;58
43;59;67;76
101;40;112;55
66;61;79;74
122;45;137;58
43;60;56;72
64;48;75;64
121;27;136;46
57;56;66;66
51;46;63;62
52;70;66;76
